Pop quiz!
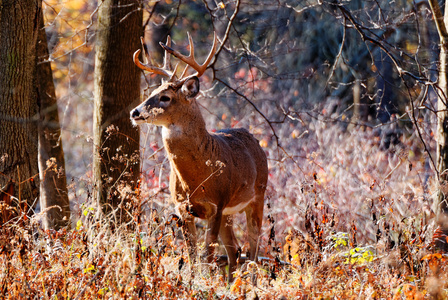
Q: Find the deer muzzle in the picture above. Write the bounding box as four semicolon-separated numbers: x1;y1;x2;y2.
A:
130;108;145;125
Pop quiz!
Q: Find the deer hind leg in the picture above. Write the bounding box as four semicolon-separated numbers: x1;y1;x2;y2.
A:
182;216;198;263
219;215;239;283
244;194;264;261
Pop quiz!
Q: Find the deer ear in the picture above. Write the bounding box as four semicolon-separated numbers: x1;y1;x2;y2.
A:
181;76;200;99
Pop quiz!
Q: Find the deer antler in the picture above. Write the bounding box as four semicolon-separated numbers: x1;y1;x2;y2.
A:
160;32;218;80
133;36;178;79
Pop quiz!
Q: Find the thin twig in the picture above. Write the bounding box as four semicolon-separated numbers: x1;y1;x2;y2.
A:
209;0;240;67
326;17;347;89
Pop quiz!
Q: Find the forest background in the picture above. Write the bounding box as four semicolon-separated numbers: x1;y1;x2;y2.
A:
1;0;448;298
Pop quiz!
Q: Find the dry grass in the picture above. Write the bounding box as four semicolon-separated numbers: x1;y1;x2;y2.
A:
1;110;448;299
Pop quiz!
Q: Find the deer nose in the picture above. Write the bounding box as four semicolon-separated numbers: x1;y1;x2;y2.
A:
131;108;140;119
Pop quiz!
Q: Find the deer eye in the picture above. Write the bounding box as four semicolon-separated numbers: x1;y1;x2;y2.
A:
160;95;171;102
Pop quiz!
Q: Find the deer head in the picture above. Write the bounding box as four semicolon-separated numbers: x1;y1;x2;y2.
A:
130;33;218;128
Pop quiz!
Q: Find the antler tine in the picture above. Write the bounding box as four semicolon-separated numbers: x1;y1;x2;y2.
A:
133;49;172;77
160;32;219;79
180;64;190;79
163;36;172;71
197;32;218;76
140;37;149;64
169;63;179;82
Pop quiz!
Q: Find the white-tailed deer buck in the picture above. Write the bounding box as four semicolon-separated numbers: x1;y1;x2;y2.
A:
130;33;268;281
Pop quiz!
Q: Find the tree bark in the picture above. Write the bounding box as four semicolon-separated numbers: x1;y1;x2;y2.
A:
428;0;448;213
428;0;448;251
37;11;71;229
437;45;448;213
93;0;142;223
0;1;41;216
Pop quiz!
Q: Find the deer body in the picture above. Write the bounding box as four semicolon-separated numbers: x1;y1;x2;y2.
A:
130;34;268;281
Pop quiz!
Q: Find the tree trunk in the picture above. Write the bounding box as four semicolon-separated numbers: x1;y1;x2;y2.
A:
429;0;448;250
350;74;369;125
0;1;41;217
37;11;71;229
437;45;448;213
93;0;142;224
428;0;448;212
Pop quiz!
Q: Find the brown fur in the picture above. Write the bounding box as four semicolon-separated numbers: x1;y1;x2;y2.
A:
131;77;268;282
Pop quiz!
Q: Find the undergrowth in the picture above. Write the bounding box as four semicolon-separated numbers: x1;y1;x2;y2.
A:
1;110;448;299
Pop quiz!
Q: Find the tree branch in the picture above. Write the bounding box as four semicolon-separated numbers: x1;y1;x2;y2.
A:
428;0;448;47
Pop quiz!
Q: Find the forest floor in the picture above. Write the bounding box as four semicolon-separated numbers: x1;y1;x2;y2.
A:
0;204;446;299
1;119;448;299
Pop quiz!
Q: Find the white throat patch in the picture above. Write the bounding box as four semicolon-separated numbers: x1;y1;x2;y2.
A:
162;124;182;139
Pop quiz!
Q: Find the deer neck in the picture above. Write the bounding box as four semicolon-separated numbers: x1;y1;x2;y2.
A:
161;102;215;189
161;100;208;144
162;121;209;149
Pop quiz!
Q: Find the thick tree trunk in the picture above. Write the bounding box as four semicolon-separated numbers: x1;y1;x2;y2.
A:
93;0;142;223
0;1;41;216
37;12;71;229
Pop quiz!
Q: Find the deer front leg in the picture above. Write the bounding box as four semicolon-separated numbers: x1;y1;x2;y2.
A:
205;210;223;268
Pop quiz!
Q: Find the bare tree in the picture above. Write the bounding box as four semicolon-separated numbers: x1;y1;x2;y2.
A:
37;12;71;229
0;1;41;217
93;0;142;223
427;0;448;251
